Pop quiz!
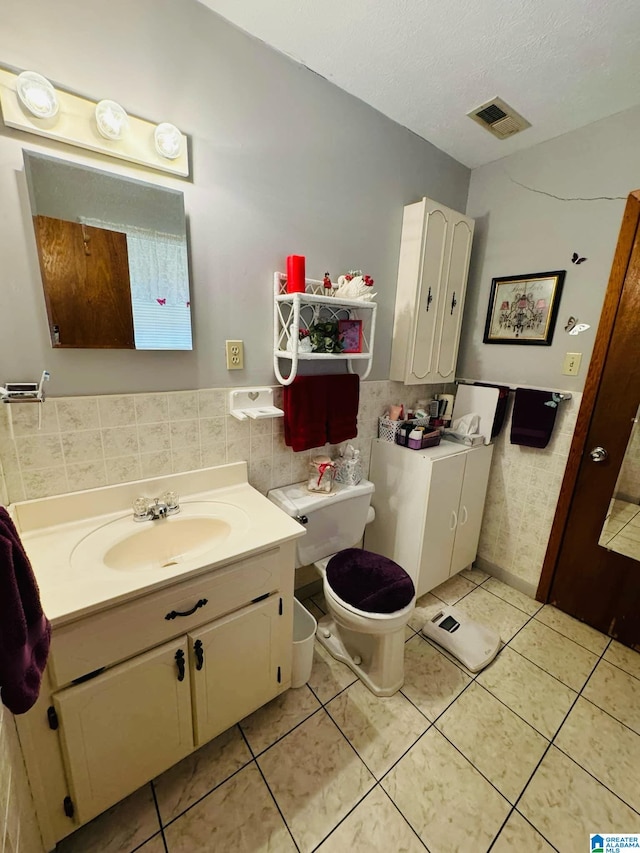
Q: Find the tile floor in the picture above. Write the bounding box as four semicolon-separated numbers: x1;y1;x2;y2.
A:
55;568;640;853
599;497;640;560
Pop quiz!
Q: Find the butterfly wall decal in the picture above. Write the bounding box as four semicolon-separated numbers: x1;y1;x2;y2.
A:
156;298;166;306
564;316;591;335
571;252;587;265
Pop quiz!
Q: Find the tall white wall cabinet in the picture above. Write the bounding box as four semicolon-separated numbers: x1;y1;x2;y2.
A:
364;439;493;598
390;198;474;385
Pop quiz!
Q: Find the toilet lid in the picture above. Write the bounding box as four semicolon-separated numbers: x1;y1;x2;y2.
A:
326;548;415;614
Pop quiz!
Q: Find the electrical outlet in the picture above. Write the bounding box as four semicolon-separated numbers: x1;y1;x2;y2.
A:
225;340;244;370
562;352;582;376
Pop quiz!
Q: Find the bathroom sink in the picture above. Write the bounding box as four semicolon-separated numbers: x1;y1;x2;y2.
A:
70;501;250;573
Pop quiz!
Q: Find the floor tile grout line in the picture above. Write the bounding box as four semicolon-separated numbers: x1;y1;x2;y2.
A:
579;692;640;739
530;612;610;656
247;704;326;761
147;783;169;853
252;754;302;852
600;655;640;684
455;679;552;744
467;580;544;617
376;783;432;852
502;643;583;693
494;637;618;845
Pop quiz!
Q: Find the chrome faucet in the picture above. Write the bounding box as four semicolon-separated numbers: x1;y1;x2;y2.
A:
132;491;180;522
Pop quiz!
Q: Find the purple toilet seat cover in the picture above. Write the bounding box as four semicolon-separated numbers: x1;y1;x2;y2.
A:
326;548;415;614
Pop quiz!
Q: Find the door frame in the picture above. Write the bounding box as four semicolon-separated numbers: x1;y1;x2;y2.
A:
537;191;640;601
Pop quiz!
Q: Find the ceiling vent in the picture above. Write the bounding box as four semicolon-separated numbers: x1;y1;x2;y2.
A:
467;97;531;140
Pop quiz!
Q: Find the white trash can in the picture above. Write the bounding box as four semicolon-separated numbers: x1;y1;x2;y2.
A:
291;598;317;688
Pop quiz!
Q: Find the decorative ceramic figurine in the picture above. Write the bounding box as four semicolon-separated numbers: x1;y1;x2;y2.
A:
334;270;376;301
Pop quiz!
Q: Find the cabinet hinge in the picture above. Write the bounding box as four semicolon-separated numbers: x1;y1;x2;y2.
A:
279;597;283;616
277;666;281;684
63;796;74;818
47;706;59;730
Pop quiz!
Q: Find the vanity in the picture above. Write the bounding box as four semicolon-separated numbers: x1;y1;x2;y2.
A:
10;463;305;851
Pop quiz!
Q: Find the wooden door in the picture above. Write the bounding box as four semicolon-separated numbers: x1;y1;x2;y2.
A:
543;192;640;647
33;215;134;348
189;596;285;747
450;445;494;576
54;638;193;824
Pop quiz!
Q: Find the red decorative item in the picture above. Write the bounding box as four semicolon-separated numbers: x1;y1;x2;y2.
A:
323;271;332;291
286;255;306;293
157;298;166;306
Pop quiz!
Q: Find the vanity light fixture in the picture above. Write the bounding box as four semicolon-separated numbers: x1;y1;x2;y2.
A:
16;71;59;119
95;99;129;140
0;66;189;176
154;122;183;160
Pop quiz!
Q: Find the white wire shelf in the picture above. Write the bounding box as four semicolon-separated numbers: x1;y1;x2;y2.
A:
273;272;377;386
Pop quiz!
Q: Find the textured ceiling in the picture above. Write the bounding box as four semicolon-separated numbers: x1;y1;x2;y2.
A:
196;0;640;168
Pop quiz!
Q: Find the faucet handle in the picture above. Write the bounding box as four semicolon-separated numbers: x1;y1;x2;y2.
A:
162;490;180;514
133;496;150;520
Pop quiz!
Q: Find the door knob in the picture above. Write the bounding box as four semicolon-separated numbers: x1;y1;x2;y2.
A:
589;446;608;463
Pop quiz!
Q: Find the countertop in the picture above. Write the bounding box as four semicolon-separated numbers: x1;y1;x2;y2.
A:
11;464;305;627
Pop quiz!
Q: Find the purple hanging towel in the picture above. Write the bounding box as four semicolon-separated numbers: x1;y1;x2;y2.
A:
510;388;558;448
0;508;51;714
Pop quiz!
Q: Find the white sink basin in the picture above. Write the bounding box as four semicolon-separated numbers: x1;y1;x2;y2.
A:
70;501;250;573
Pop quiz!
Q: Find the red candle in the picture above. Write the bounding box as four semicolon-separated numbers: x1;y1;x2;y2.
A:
286;255;306;293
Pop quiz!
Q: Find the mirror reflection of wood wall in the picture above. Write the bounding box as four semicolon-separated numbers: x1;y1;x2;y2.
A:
33;215;135;348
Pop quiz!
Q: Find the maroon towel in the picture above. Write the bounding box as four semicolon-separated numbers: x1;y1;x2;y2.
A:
510;388;558;448
327;374;359;444
283;375;329;452
0;508;51;715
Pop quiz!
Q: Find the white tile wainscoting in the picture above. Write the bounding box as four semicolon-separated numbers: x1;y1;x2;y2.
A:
0;381;447;505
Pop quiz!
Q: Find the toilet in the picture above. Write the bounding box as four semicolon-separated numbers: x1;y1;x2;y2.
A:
267;479;416;696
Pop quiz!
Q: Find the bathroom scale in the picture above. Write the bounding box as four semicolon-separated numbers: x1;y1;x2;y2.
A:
421;605;501;672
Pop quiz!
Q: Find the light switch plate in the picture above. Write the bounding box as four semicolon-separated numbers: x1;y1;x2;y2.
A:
225;340;244;369
562;352;582;376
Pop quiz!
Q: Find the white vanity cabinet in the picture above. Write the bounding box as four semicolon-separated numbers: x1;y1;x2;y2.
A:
364;439;493;597
389;197;474;385
16;541;296;849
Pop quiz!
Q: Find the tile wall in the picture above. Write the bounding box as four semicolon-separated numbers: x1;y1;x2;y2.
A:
0;381;442;505
0;704;44;853
476;392;581;595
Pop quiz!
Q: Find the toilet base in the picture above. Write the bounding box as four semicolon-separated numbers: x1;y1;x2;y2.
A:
316;614;405;697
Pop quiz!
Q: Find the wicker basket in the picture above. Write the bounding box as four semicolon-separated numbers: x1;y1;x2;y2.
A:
378;416;430;443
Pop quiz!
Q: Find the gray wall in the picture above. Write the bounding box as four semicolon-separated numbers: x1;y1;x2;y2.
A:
0;0;469;396
459;105;640;391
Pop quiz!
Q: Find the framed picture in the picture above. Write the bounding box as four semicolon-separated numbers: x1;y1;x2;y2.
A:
339;319;363;353
483;270;566;345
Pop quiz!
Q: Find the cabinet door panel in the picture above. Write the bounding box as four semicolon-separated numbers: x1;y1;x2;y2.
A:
436;216;474;380
451;445;494;576
54;638;193;825
190;595;284;746
411;208;448;381
417;454;466;597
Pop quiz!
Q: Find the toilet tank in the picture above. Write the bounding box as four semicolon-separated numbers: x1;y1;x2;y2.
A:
267;479;375;567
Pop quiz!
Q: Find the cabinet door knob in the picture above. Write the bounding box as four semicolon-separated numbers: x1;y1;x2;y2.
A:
450;510;458;531
460;505;468;526
426;287;433;312
194;639;204;671
175;649;186;682
450;292;458;315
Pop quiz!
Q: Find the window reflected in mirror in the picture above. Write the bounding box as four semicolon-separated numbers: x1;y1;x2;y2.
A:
24;151;193;350
599;403;640;559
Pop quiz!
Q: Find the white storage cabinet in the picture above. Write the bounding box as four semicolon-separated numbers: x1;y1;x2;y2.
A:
389;198;474;385
364;439;493;598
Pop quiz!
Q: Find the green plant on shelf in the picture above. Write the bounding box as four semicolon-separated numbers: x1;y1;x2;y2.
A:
308;321;344;354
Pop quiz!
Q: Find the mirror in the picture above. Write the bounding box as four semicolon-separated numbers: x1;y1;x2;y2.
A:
23;151;193;350
599;402;640;560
